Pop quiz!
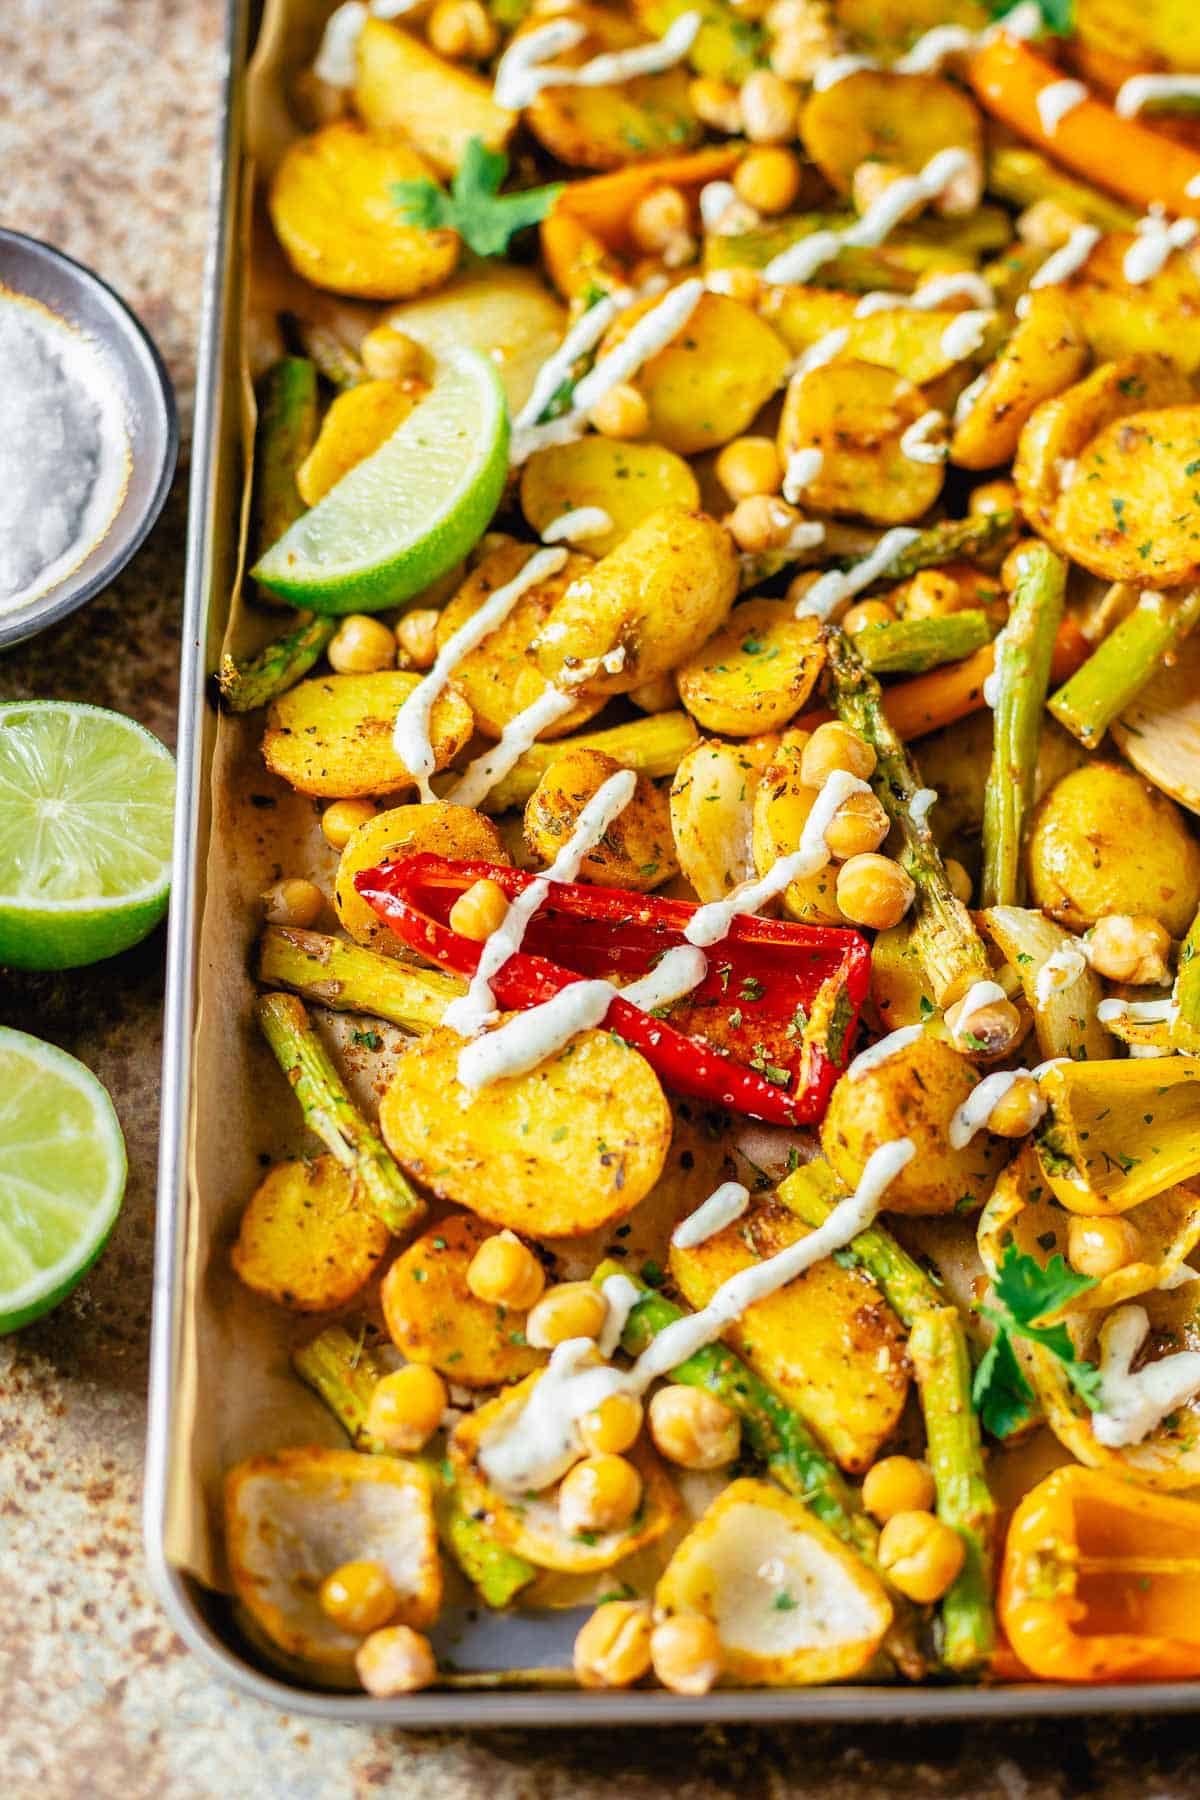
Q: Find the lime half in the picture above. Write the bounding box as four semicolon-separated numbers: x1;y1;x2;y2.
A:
0;701;175;972
252;346;510;613
0;1028;126;1333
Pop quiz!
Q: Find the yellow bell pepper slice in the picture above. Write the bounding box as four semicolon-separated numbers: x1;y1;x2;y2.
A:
1035;1057;1200;1215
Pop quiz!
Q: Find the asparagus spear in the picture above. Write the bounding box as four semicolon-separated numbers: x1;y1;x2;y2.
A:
824;627;992;1005
292;1327;537;1609
980;543;1066;909
483;710;700;814
217;614;336;713
853;610;994;677
257;992;423;1236
284;316;364;391
259;927;464;1031
253;357;318;561
778;1160;996;1675
707;206;1012;284
1048;586;1200;750
739;511;1015;596
986;147;1138;233
1173;903;1200;1055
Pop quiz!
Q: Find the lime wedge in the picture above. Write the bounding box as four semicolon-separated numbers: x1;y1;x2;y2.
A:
0;1028;126;1333
252;346;510;612
0;701;175;972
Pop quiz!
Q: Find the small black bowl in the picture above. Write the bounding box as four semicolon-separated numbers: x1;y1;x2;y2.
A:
0;228;178;649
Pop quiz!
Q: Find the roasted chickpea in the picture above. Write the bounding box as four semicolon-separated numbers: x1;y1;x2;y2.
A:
899;569;962;622
589;382;649;440
851;159;906;218
329;613;397;674
428;0;498;59
1016;197;1083;250
318;1560;399;1635
766;0;838;82
822;791;890;862
734;147;801;216
262;877;324;928
448;876;511;943
727;493;802;553
647;1384;740;1470
738;70;798;144
466;1228;545;1310
716;436;783;503
526;1281;609;1349
579;1391;644;1456
558;1453;643;1534
969;479;1019;519
1085;914;1172;986
573;1600;653;1689
356;1625;437;1695
366;1364;448;1453
986;1073;1046;1139
650;1614;723;1695
799;721;876;787
878;1510;965;1603
631;185;691;254
689;77;743;134
836;854;915;930
862;1456;936;1523
842;598;895;635
360;325;428;383
395;608;440;670
1001;538;1041;591
945;991;1022;1057
321;798;376;849
1067;1215;1144;1280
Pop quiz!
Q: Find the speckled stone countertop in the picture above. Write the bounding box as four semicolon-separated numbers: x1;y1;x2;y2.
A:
2;4;1200;1795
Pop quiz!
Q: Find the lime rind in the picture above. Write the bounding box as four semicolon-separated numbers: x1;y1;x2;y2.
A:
252;346;510;613
0;1026;127;1333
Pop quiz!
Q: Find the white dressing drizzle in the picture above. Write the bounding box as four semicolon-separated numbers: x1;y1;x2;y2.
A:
510;413;588;466
597;1272;642;1359
895;0;1040;72
949;979;1008;1047
811;53;877;90
948;1068;1045;1148
477;1141;914;1492
447;684;578;810
572;277;705;414
1115;73;1200;118
672;1180;752;1249
699;182;758;236
853;271;995;316
684;769;872;946
1122;208;1199;285
909;786;937;829
939;309;991;361
1029;224;1101;291
899;410;948;465
1036;79;1089;135
1096;995;1178;1026
542;506;613;544
788;328;850;377
782;447;824;503
954;369;988;428
513;292;624;433
793;528;921;622
494;10;701;111
313;0;425;86
1189;175;1200;200
1034;941;1086;1006
392;547;568;800
845;1024;924;1080
1091;1304;1200;1448
763;149;974;286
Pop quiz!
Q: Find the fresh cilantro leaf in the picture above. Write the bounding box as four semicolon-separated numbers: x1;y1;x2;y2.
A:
972;1245;1102;1436
392;137;563;259
993;1243;1096;1326
972;1329;1037;1439
986;0;1072;32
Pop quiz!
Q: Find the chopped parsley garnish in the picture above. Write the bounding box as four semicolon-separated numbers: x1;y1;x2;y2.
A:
971;1244;1101;1438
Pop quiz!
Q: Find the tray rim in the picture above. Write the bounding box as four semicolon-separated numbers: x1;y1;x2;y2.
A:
143;0;1200;1728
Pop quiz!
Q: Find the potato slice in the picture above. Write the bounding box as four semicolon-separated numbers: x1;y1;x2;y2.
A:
381;1213;545;1387
269;122;460;301
520;436;700;558
950;291;1088;471
821;1032;1008;1216
801;68;982;198
670;1193;909;1472
231;1155;389;1312
600;292;789;456
379;1022;672;1236
533;507;739;696
354;16;514;176
1026;762;1200;936
524;747;678;890
676;602;824;737
778;359;945;524
522;6;700;170
1111;630;1200;815
751;730;844;925
450;1379;681;1570
1014;354;1193;547
655;1478;892;1685
384;264;565;417
869;917;935;1032
670;738;759;902
1053;230;1200;376
335;799;509;957
434;543;603;740
297;379;420;505
263;672;473;798
225;1449;441;1676
1055;404;1200;586
762;286;998;387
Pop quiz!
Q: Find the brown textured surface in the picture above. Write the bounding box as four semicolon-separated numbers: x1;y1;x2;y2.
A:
2;2;1200;1794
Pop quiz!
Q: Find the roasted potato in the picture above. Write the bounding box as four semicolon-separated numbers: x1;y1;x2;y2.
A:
434;543;604;740
296;379;420;505
751;730;845;925
524;747;677;889
483;710;701;815
269;122;460;300
670;1192;910;1472
379;1022;672;1235
334;800;508;955
762;286;998;388
1055;404;1200;586
778;359;945;524
533;507;739;696
950;291;1088;471
522;6;701;170
676;602;824;737
800;68;983;200
600;292;789;456
1052;230;1200;376
381;1213;545;1387
384;264;565;416
263;672;473;798
231;1154;390;1312
669;737;759;902
225;1449;441;1676
353;15;515;175
520;435;700;558
821;1032;1009;1215
1026;762;1200;935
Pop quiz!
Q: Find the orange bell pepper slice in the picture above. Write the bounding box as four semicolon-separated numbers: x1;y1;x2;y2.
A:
1000;1465;1200;1682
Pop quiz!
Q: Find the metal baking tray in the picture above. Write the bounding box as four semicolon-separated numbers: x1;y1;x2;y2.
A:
143;0;1200;1725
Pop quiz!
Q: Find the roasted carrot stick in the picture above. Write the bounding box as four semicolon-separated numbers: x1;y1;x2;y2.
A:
882;616;1088;742
541;145;741;293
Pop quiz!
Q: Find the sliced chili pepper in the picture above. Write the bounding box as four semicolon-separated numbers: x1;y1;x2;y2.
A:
354;854;871;1126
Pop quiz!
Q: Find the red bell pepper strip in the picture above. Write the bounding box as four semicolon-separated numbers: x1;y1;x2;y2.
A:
354;854;871;1126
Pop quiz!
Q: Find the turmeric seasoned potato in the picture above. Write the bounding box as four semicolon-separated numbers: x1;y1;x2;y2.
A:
752;730;845;925
950;291;1088;471
800;69;983;200
1054;228;1200;376
434;542;604;740
520;436;700;558
1026;762;1200;935
225;1449;441;1676
269;123;460;300
381;1213;545;1387
297;379;420;505
335;800;509;955
353;15;515;176
533;507;738;696
522;6;700;170
762;286;998;388
384;264;565;416
821;1033;1009;1215
1014;354;1193;547
778;359;945;524
669;1192;910;1472
231;1155;390;1312
669;737;759;901
524;747;677;889
600;292;789;456
1055;405;1200;586
263;672;473;798
379;1022;672;1235
676;602;824;737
